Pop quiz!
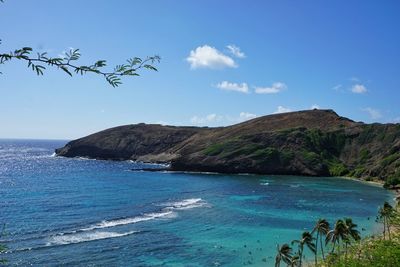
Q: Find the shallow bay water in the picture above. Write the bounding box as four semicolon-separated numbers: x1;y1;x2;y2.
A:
0;139;393;266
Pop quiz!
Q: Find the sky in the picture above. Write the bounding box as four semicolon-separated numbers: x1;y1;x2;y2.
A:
0;0;399;139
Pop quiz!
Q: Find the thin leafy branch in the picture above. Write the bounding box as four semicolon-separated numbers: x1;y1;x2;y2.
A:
0;47;160;87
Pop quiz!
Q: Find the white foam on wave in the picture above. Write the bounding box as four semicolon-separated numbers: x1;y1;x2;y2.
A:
81;210;176;231
131;160;170;167
81;198;207;232
28;154;56;160
76;156;98;161
162;198;208;210
17;198;208;250
47;230;137;246
261;182;269;186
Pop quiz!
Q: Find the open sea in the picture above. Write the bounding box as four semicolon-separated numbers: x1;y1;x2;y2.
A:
0;139;394;266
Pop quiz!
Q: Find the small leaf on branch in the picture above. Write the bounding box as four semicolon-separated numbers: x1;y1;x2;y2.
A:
60;66;72;76
35;65;45;75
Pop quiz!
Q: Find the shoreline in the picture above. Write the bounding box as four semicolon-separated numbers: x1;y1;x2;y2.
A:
337;175;384;187
63;155;400;202
337;176;400;201
132;165;396;191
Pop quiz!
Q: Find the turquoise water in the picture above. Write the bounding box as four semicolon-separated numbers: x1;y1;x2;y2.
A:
0;139;393;266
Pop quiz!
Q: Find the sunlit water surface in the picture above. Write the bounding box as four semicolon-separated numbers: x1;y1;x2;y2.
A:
0;139;393;266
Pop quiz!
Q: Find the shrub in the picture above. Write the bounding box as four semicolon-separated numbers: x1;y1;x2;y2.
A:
381;153;400;167
329;163;349;176
203;143;226;156
301;150;321;165
384;176;400;189
251;147;280;161
348;166;366;178
304;129;346;156
322;238;400;267
280;150;295;165
359;148;370;162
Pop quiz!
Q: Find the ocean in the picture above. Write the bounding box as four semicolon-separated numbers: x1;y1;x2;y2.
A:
0;139;393;266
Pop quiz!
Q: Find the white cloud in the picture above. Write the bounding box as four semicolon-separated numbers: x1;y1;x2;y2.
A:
216;81;249;93
238;112;257;121
190;112;257;126
58;47;75;58
254;82;287;94
351;84;367;94
186;45;237;69
362;107;382;120
350;77;360;82
273;106;292;114
226;44;245;58
310;104;320;109
190;113;223;125
332;84;342;91
226;112;258;124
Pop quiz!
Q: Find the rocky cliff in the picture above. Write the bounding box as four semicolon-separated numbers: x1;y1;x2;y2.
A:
56;109;400;180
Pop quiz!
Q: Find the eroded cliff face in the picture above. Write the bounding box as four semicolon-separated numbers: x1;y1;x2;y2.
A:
55;124;205;161
56;109;400;180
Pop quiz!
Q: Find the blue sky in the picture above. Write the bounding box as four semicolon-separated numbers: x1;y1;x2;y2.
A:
1;0;399;139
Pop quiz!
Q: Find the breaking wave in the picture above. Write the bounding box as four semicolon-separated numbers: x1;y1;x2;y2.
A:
162;198;207;210
47;230;137;246
81;211;176;231
81;198;207;231
11;198;208;249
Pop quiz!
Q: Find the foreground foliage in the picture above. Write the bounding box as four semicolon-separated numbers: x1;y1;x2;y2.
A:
0;47;160;87
275;201;400;267
0;1;160;87
320;237;400;267
320;201;400;267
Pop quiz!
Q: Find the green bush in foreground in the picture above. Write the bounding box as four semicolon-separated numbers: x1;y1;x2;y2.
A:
321;238;400;267
275;202;400;267
317;202;400;267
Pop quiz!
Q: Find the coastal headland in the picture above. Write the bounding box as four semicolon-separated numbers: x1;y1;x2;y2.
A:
56;109;400;182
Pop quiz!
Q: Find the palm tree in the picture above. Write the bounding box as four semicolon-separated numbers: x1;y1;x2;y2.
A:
344;218;360;241
326;219;347;254
292;231;316;266
311;218;330;264
343;217;360;258
275;243;292;267
287;253;300;267
377;202;394;240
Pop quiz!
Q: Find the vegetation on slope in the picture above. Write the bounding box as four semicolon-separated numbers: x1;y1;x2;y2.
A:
197;121;400;181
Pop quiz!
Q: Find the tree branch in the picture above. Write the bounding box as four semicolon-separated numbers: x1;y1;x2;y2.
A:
0;47;160;87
